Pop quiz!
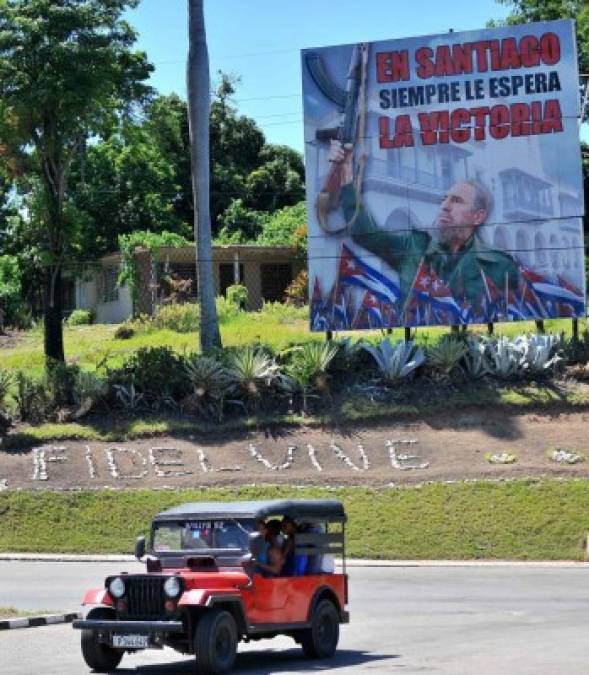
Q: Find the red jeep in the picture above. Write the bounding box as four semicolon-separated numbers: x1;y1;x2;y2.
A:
73;499;349;673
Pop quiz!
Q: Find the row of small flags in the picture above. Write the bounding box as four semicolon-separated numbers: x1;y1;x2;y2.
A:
311;244;585;331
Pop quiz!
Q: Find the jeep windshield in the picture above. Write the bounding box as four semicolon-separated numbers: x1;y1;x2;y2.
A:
152;518;255;552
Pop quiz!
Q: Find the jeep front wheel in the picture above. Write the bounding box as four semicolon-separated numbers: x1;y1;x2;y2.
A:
80;608;123;672
194;608;238;674
300;599;340;659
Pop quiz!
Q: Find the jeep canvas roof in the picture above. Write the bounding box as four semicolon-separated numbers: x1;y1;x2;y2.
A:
153;499;347;523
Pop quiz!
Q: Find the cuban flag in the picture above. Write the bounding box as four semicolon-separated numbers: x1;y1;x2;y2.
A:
506;289;526;320
339;245;400;306
412;261;462;322
556;276;585;317
428;272;462;321
520;265;584;317
480;269;503;321
310;276;329;331
332;286;351;330
360;291;384;328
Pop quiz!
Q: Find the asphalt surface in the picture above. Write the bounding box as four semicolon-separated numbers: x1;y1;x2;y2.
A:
1;561;588;674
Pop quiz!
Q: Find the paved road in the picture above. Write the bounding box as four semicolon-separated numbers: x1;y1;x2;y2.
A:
1;561;588;674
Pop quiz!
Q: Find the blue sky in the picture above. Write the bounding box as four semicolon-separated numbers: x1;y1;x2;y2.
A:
126;1;588;152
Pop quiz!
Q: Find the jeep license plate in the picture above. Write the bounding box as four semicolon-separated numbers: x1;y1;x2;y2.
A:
112;634;149;649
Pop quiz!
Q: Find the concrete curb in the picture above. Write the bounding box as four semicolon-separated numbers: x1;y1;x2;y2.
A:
0;612;81;631
0;553;587;567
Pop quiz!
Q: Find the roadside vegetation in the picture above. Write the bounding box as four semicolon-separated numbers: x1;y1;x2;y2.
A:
0;480;588;560
0;303;588;441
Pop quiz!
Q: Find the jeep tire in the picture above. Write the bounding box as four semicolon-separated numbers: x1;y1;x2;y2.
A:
80;608;123;672
194;608;238;674
300;598;340;659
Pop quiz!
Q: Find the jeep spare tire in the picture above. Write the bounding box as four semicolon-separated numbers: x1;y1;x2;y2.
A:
301;598;340;659
194;608;238;674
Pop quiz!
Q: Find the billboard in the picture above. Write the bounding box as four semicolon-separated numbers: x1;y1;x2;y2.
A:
302;20;586;330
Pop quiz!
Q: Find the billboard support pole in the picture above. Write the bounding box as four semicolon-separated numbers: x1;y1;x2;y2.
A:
572;318;579;342
487;322;494;335
404;327;411;342
326;330;333;341
535;320;545;334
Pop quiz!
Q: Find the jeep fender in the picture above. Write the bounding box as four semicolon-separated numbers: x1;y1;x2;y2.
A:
179;591;247;636
307;586;343;622
81;588;113;607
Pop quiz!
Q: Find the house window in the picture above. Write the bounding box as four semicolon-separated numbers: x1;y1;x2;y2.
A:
219;263;244;296
102;266;119;303
261;264;292;302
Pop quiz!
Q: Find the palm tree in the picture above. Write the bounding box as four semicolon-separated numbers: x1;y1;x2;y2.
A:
187;0;221;350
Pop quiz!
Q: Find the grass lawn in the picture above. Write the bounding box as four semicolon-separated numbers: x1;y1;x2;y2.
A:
0;606;59;620
0;480;588;560
1;313;584;379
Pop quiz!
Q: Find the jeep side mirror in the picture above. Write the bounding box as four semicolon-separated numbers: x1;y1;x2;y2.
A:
135;535;146;560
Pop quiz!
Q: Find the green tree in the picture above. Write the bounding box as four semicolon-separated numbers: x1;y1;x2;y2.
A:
494;1;589;118
257;201;307;254
216;198;267;243
71;119;190;257
0;0;152;364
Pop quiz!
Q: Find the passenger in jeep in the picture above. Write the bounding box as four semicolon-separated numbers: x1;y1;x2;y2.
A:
255;542;285;577
281;516;308;576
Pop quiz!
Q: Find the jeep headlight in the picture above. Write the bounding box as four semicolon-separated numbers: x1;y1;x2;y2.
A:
108;577;125;599
164;576;181;598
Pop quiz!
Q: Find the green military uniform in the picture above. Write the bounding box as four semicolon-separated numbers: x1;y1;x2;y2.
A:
341;184;520;314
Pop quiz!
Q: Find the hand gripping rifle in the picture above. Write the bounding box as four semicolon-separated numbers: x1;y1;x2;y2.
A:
305;44;367;228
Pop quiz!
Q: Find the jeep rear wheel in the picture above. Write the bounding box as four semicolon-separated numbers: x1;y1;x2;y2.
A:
81;608;123;672
194;608;238;674
300;599;340;659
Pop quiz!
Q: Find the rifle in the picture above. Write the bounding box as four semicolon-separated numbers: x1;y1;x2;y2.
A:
305;44;367;227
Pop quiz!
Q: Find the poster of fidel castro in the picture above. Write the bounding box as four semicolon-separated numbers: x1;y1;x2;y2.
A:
301;19;586;331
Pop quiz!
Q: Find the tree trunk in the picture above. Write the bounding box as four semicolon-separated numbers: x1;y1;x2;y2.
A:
187;0;221;351
43;264;65;364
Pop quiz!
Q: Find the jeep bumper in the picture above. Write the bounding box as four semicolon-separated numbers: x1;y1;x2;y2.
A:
72;619;184;634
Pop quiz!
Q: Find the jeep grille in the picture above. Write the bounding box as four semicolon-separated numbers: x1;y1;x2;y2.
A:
125;576;166;619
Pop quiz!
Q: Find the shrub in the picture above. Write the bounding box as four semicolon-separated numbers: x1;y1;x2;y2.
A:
260;301;308;323
45;360;79;407
66;309;93;326
226;284;248;309
362;339;425;385
119;347;188;402
216;296;241;323
114;324;135;340
284;269;308;306
14;372;51;422
154;303;199;333
0;369;12;410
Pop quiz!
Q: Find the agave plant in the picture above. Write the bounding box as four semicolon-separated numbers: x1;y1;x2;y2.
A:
427;336;468;379
0;368;13;410
462;336;490;379
362;339;425;384
286;342;339;411
71;371;108;418
113;381;146;412
514;334;562;374
183;355;232;420
227;347;283;399
485;336;524;379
